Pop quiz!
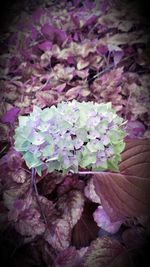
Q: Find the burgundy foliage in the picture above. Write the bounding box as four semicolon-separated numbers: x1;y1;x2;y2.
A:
71;201;99;248
93;139;150;221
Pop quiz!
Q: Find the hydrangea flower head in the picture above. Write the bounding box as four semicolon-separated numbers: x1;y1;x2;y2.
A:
14;100;126;175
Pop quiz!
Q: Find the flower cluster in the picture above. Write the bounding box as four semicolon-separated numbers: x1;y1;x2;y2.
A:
14;100;125;175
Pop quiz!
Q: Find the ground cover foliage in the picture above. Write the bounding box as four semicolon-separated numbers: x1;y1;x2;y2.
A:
0;0;150;266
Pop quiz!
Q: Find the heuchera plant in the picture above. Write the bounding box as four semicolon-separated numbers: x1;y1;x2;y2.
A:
14;100;125;176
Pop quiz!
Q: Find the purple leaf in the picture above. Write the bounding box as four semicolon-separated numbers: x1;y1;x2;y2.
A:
83;236;124;267
113;51;124;66
54;247;82;267
93;139;150;222
57;175;84;195
65;86;81;100
57;190;84;228
8;199;45;237
84;178;101;204
41;23;56;40
38;41;53;52
44;218;71;251
11;168;27;183
41;23;67;45
125;120;145;138
0;149;23;171
1;107;20;124
38;172;64;195
72;202;99;248
32;7;44;22
96;44;108;55
3;181;31;210
84;15;97;28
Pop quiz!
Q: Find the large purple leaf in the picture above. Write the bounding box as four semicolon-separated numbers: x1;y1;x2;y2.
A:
93;139;150;221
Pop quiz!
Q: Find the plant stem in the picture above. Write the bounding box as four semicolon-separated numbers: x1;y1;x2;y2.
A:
31;168;47;225
78;171;103;175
